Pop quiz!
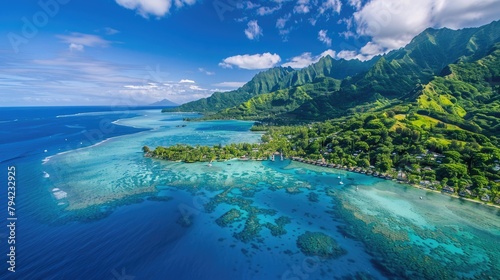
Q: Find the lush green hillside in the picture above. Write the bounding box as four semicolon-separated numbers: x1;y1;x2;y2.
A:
209;77;341;120
165;55;376;113
163;66;295;112
415;43;500;136
291;21;500;120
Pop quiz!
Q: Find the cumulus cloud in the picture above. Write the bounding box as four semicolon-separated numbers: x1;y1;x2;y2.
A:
179;79;195;83
57;33;112;51
245;20;263;40
282;49;336;68
352;0;500;59
219;53;281;70
318;30;332;46
115;0;197;18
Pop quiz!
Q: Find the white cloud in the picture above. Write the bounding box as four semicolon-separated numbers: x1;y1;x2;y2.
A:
179;79;195;83
69;43;84;52
219;53;281;70
57;33;111;51
256;5;282;16
282;49;336;68
348;0;361;10
121;80;212;104
213;82;246;88
276;13;291;29
336;50;359;60
294;0;310;14
339;30;356;39
242;1;260;9
245;20;263;40
352;0;500;59
276;13;292;40
189;85;206;91
198;68;215;75
0;52;216;105
319;0;342;14
104;27;120;35
318;30;332;46
115;0;197;18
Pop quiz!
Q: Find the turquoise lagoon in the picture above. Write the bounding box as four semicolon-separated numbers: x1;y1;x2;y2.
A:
14;110;500;279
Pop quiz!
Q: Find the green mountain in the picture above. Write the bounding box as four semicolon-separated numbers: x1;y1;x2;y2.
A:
212;77;342;120
286;20;500;120
164;55;375;113
164;67;295;112
166;20;500;128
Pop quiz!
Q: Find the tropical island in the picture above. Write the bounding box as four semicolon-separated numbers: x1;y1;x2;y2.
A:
147;21;500;206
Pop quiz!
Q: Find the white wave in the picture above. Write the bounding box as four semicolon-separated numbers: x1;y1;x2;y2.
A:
0;119;18;124
65;124;85;129
43;171;50;178
56;110;135;118
41;136;119;165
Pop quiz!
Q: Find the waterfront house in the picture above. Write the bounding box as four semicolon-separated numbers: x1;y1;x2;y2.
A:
442;186;455;193
481;194;491;202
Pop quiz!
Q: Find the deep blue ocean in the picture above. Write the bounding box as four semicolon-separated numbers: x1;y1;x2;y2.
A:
0;106;158;279
0;106;499;280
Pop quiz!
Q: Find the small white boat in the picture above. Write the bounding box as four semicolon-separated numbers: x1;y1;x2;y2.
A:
339;181;344;185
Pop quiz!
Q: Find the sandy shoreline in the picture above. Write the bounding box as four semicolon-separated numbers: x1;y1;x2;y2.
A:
288;158;500;210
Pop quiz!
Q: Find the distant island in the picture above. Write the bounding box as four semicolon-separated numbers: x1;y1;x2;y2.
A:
149;98;178;107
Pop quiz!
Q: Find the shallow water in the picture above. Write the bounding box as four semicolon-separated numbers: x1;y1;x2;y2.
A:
1;108;499;279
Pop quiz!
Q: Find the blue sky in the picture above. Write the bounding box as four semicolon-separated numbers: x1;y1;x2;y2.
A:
1;0;500;106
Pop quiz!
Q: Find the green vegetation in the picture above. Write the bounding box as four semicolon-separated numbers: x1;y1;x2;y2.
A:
209;77;341;120
144;142;278;162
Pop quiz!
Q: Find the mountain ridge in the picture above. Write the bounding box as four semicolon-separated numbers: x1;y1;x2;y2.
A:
165;20;500;129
